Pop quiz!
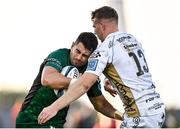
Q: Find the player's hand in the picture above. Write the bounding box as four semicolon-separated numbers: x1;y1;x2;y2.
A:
114;110;123;120
104;78;117;97
38;105;58;124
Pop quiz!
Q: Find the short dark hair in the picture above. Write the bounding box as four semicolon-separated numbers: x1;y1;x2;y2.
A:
74;32;98;52
91;6;118;23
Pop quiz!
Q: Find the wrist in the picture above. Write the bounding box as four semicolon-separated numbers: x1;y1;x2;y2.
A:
114;110;123;120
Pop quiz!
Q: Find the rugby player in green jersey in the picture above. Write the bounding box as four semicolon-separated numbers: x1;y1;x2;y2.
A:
16;32;121;128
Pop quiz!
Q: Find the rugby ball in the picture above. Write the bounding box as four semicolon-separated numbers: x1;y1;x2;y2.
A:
54;65;79;97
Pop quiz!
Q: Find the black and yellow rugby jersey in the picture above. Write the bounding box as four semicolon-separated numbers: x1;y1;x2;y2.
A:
86;32;165;118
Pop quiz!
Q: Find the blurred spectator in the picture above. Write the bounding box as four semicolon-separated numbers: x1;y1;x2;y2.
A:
0;91;25;127
64;100;97;128
1;91;180;128
10;98;22;127
166;114;177;127
93;112;121;128
164;108;180;128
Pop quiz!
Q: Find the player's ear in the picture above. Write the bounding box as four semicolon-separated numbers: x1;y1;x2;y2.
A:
102;23;106;31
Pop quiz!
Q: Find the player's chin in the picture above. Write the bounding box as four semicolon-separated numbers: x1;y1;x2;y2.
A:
73;62;84;67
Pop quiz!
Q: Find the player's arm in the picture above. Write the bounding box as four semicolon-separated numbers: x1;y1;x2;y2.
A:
38;72;97;124
89;95;123;120
41;66;71;89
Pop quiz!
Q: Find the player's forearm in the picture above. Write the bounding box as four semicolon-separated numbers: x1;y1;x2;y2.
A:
98;109;123;121
41;73;71;89
50;73;97;112
113;110;123;120
95;106;116;119
51;78;90;111
37;79;91;125
95;100;123;120
41;66;71;89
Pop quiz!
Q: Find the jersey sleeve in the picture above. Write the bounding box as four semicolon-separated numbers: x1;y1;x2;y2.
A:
85;43;109;77
87;79;102;97
44;49;67;72
44;58;62;72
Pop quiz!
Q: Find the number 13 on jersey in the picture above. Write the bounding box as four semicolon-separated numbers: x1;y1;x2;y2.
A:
129;49;149;76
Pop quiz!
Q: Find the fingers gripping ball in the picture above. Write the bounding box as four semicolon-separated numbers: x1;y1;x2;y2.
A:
54;66;79;97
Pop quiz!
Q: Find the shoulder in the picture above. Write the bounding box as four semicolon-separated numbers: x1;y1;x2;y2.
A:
45;48;70;66
50;48;69;54
48;48;70;57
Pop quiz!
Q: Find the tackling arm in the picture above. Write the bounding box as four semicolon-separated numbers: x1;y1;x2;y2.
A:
89;95;123;120
38;72;98;124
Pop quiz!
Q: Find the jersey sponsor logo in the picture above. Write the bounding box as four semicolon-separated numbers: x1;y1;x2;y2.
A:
132;117;140;128
90;51;101;58
111;77;139;116
108;41;114;48
86;59;98;71
117;35;132;43
124;43;138;49
113;80;133;106
145;94;160;103
104;64;140;117
45;58;62;66
117;35;138;50
148;102;164;111
45;58;62;70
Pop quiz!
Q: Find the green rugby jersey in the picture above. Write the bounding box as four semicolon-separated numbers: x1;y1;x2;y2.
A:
16;48;102;128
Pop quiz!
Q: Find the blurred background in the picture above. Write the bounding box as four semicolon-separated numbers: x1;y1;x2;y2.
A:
0;0;180;128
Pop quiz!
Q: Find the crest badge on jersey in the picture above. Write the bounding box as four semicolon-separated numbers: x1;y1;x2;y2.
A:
87;59;98;71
